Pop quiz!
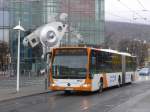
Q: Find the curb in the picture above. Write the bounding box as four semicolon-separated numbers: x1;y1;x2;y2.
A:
0;90;54;103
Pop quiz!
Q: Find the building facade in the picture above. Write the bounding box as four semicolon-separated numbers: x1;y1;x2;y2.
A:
0;0;104;72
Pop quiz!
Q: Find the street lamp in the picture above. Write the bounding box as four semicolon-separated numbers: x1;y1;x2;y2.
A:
13;21;25;92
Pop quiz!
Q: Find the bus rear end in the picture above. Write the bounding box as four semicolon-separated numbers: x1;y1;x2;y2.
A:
49;48;92;92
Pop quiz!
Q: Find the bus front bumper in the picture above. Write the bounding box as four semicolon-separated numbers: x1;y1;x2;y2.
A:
49;85;91;92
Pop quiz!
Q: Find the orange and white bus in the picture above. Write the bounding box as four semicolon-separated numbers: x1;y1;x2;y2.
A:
49;47;137;93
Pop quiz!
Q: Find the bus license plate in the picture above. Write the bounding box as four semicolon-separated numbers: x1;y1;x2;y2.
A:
65;88;73;90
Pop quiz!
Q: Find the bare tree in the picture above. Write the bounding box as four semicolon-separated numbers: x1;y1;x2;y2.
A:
118;39;149;66
0;41;9;71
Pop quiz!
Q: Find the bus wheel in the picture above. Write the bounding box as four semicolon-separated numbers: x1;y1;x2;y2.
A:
118;76;121;87
64;90;71;94
98;79;103;93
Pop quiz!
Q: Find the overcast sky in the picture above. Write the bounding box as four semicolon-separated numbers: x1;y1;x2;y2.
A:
105;0;150;24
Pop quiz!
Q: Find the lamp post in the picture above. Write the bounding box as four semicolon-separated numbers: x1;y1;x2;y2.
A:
13;21;25;92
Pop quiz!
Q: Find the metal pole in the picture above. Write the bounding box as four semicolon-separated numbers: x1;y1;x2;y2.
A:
13;21;25;92
16;29;21;92
45;47;49;90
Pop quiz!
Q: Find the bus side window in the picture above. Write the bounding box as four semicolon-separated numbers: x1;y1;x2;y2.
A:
90;50;96;75
98;52;113;73
92;57;96;65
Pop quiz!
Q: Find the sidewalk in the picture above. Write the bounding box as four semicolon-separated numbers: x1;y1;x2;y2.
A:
0;85;49;102
110;86;150;112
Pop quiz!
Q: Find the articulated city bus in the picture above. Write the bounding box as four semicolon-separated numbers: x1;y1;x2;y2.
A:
49;47;137;93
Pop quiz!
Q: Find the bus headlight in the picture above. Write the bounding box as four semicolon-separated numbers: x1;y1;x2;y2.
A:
83;84;90;87
51;83;56;87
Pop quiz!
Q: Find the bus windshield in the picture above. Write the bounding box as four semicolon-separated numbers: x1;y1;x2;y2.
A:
52;49;88;79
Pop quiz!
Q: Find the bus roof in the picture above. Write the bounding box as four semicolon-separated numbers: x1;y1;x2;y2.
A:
53;47;135;57
92;48;132;57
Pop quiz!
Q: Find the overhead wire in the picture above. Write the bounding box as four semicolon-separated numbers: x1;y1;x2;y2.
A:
105;11;139;24
117;0;150;23
136;0;147;11
105;0;137;24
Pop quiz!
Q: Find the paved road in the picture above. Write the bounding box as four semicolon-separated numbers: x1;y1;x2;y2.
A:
0;81;150;112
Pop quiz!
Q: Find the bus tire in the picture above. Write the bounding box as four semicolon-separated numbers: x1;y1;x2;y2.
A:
98;78;103;93
64;90;71;94
118;76;121;87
